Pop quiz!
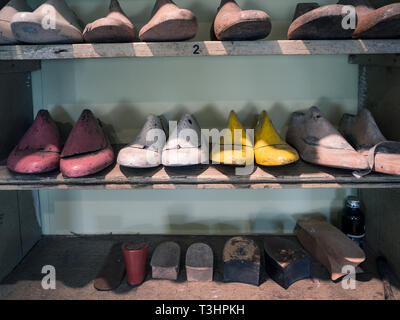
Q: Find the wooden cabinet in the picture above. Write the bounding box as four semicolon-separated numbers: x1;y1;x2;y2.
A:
1;0;400;299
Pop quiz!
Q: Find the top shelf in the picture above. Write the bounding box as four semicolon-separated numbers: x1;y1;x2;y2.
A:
1;40;400;60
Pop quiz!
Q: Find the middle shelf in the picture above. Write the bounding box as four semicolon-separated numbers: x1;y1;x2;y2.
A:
2;146;400;190
2;40;400;60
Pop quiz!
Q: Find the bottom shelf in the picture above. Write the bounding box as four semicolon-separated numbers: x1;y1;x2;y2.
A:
1;235;399;300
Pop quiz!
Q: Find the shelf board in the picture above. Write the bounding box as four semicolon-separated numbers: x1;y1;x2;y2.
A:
1;40;400;60
1;160;400;190
1;235;397;300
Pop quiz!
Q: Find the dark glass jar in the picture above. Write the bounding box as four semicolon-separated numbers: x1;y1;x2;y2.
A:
341;196;365;247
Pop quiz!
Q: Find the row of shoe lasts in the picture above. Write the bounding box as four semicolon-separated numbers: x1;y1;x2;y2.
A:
98;221;366;290
6;109;300;177
7;105;400;178
0;0;272;44
2;0;399;45
118;110;300;168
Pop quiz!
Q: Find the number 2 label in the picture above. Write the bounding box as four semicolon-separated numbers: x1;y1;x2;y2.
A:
193;44;200;55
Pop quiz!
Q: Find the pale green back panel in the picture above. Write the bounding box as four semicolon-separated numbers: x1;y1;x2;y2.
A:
39;189;354;235
30;0;358;235
34;55;358;143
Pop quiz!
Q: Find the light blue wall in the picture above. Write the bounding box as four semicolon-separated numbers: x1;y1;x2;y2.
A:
39;189;353;235
30;0;358;235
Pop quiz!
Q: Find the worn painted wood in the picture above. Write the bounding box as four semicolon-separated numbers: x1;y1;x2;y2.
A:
376;256;396;300
223;236;260;286
151;241;180;280
0;191;21;282
361;189;400;282
94;242;125;291
1;40;400;60
349;54;400;67
185;243;213;282
263;237;310;289
296;220;366;281
359;66;400;141
17;191;41;256
0;61;40;73
358;65;400;281
1;155;400;190
0;72;33;161
0;190;40;282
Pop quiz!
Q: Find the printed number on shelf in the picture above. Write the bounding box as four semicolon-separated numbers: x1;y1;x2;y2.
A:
193;44;201;55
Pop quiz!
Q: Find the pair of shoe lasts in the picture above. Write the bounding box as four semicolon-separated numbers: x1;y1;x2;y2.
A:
7;110;114;177
117;114;208;168
139;0;271;42
210;111;299;166
43;0;195;43
286;106;400;175
288;1;400;40
0;0;134;44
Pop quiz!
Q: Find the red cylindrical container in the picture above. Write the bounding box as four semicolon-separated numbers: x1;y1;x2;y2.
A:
122;242;148;286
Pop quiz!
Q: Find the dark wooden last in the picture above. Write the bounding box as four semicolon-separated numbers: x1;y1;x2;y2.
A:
263;237;310;289
223;236;260;286
185;243;213;282
94;242;125;291
150;241;180;280
288;3;354;40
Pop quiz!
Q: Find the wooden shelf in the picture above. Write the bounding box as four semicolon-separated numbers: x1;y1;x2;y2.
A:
1;40;400;60
1;235;398;300
1;159;400;190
